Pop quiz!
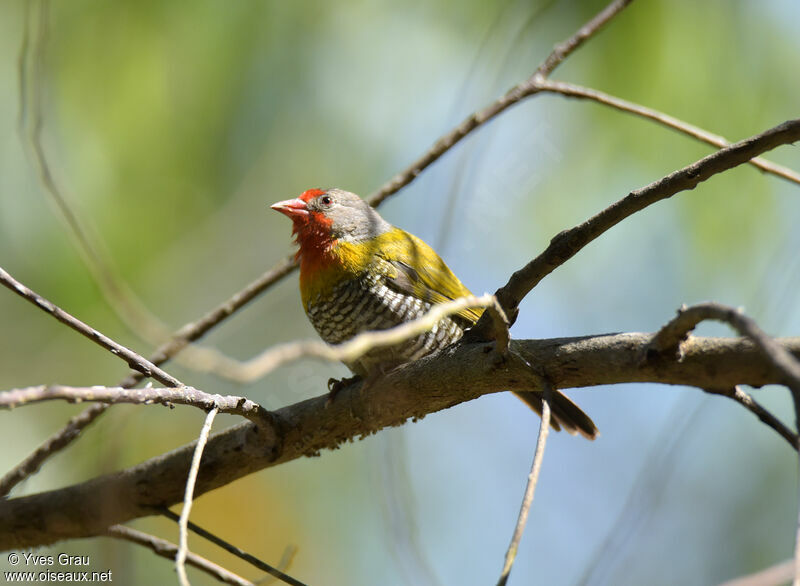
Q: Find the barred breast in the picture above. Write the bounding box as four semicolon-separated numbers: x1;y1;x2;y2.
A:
306;271;465;377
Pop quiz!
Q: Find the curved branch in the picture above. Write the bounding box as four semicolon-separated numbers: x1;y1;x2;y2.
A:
537;79;800;186
2;332;799;550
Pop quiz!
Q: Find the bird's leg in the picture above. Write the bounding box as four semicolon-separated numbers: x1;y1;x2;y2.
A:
326;375;362;405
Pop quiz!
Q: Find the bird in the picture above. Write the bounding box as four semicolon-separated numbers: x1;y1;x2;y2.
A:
271;188;597;439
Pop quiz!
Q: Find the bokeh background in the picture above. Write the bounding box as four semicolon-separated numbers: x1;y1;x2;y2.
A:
1;0;799;584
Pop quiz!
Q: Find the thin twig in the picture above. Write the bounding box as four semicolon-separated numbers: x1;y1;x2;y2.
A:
0;385;268;422
162;509;308;586
189;295;503;383
497;382;552;586
254;546;299;586
703;386;798;449
177;407;219;586
537;79;800;186
0;266;183;388
106;525;253;586
16;0;32;135
367;0;635;207
534;0;634;78
0;403;107;497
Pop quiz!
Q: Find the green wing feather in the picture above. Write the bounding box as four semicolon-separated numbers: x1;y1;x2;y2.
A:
374;228;483;325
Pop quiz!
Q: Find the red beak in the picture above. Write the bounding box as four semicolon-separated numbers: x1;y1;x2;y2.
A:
270;198;309;218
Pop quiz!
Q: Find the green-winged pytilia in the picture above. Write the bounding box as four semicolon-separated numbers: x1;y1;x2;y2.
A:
272;188;597;439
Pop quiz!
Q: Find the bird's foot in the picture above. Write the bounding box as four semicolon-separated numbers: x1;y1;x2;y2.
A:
326;375;362;406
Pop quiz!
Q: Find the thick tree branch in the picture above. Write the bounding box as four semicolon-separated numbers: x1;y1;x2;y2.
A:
2;333;799;550
649;303;800;394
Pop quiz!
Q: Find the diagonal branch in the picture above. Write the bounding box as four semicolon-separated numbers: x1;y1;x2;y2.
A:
536;79;800;186
0;404;107;497
161;509;307;586
367;0;634;206
533;0;634;78
0;266;183;389
473;118;800;331
703;386;798;448
497;382;552;586
106;525;253;586
21;0;175;348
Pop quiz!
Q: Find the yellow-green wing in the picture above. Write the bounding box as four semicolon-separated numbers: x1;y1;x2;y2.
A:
374;228;483;325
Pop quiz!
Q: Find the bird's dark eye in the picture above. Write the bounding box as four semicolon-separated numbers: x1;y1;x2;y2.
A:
320;195;333;206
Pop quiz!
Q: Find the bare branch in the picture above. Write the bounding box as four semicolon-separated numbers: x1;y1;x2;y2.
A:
161;509;307;586
534;0;634;78
537;79;800;186
0;403;107;497
476;118;800;331
176;407;219;586
0;266;183;389
497;382;552;586
649;303;800;394
368;0;634;205
105;525;253;586
703;386;797;449
0;385;268;422
3;332;800;550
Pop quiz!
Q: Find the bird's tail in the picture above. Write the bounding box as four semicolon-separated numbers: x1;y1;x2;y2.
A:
513;390;598;440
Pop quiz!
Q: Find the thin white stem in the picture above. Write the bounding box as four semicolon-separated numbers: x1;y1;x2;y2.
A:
176;407;219;586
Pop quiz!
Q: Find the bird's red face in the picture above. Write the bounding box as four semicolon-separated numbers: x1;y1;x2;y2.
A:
272;188;391;262
271;189;337;251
